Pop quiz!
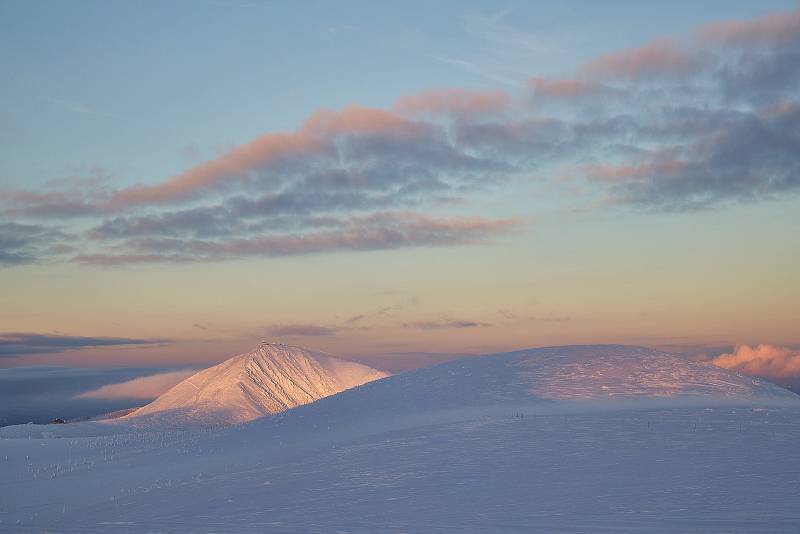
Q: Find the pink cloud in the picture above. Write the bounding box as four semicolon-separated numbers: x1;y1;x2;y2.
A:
580;38;701;80
305;105;428;137
0;184;112;218
394;89;512;116
529;77;611;100
109;130;328;208
757;100;800;120
107;106;431;209
699;8;800;47
712;344;800;381
75;369;196;399
582;159;689;183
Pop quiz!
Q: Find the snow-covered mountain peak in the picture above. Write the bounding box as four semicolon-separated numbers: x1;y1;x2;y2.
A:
124;343;389;428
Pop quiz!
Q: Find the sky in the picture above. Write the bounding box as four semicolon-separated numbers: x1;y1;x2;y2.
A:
1;1;799;378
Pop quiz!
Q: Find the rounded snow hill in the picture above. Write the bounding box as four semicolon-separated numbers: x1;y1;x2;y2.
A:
123;343;389;428
278;345;799;423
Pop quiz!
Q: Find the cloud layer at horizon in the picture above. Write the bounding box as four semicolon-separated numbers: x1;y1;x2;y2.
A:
2;7;799;266
75;369;197;400
0;333;172;358
0;366;174;426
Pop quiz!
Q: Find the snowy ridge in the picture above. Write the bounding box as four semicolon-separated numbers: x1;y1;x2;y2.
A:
124;343;389;428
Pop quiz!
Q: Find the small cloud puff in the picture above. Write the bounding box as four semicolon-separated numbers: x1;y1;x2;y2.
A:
712;344;800;381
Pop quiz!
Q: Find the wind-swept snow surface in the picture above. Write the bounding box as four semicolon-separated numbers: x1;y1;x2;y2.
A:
1;345;799;533
126;343;390;427
501;345;793;401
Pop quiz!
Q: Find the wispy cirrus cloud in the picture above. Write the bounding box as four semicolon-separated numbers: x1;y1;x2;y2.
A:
0;333;172;358
44;97;127;121
432;56;526;88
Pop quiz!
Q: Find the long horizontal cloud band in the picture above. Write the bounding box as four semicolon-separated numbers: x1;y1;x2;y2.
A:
0;333;172;358
1;7;799;264
74;213;518;264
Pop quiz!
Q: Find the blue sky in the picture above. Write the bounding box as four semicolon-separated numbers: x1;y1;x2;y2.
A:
0;0;799;371
2;0;793;187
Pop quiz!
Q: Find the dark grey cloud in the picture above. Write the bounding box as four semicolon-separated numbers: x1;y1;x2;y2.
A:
74;212;517;264
0;333;172;358
553;9;800;209
345;298;419;326
718;51;800;104
263;324;338;337
90;206;237;239
76;151;513;263
454;118;567;162
594;103;800;210
0;222;69;266
345;315;366;325
703;12;800;105
404;320;492;330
